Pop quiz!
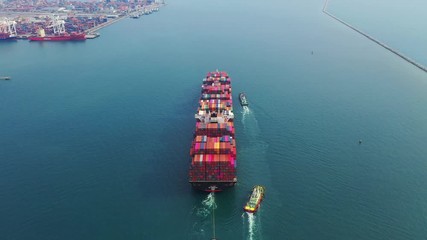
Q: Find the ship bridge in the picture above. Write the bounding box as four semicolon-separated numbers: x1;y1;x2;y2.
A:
195;110;234;123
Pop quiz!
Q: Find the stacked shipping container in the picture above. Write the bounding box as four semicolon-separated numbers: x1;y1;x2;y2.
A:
189;71;237;192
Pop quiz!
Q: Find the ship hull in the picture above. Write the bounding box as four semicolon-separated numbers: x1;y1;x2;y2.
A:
244;199;263;213
28;34;86;41
0;37;17;41
190;181;237;192
0;33;17;41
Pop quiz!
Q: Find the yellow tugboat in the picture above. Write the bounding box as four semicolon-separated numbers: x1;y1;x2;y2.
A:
244;185;265;213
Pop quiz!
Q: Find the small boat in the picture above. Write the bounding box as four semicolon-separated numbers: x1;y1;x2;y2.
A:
0;76;11;80
239;92;248;106
244;185;265;213
85;32;100;39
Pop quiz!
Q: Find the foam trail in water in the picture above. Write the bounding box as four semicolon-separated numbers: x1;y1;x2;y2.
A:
242;106;250;122
196;193;216;217
247;212;256;240
243;106;250;114
192;193;217;238
241;106;260;129
202;192;216;209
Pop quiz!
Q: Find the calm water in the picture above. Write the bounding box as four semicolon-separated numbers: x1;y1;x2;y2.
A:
1;0;427;239
328;0;427;66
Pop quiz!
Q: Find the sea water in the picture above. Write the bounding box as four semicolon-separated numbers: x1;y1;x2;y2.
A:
1;0;427;239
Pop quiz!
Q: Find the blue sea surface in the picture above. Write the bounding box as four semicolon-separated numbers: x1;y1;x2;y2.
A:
1;0;427;239
327;0;427;66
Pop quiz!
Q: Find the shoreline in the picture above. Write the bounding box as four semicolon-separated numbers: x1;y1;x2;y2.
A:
1;3;165;39
85;4;165;34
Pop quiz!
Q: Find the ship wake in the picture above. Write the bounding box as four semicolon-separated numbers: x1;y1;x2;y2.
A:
242;106;250;121
248;212;255;240
195;193;216;217
192;193;217;238
202;192;216;211
242;212;259;240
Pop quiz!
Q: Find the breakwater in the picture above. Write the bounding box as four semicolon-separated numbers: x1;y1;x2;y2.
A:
323;0;427;73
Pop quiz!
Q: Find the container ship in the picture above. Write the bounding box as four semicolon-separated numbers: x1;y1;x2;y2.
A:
29;28;85;41
0;33;16;40
28;17;85;42
189;71;237;192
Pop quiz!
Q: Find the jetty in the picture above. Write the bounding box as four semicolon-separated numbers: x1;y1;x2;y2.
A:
323;0;427;73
